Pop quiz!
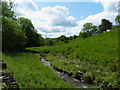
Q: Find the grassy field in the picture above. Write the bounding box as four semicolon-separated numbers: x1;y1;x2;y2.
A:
2;52;74;88
26;29;120;87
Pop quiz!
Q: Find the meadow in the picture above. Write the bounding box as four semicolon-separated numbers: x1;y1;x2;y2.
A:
2;52;74;88
26;29;120;87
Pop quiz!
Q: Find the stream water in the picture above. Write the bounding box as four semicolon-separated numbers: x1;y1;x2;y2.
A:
41;58;93;88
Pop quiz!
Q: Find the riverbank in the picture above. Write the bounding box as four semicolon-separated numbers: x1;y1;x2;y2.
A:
2;52;74;88
26;29;120;88
41;58;94;88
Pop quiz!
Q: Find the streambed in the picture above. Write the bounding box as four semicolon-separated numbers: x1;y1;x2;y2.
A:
41;58;94;88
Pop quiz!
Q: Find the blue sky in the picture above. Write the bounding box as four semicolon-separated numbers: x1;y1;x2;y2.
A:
6;0;118;38
36;2;104;21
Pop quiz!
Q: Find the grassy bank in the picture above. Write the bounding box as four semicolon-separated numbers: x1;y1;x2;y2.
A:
26;29;120;87
2;52;74;88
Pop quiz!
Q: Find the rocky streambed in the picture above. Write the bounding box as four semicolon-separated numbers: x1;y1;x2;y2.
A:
41;58;94;88
0;61;19;89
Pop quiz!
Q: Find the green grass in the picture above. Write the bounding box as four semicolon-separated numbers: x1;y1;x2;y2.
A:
2;52;74;88
26;29;120;87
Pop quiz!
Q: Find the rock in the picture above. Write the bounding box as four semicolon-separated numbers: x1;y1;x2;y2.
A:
2;76;10;82
101;81;109;88
74;72;83;80
76;72;83;75
6;81;17;85
81;79;84;83
68;72;73;76
0;61;19;89
0;71;7;76
0;61;7;69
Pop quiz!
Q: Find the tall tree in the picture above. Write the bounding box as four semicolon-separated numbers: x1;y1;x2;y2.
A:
2;16;27;51
115;15;120;25
18;17;44;47
2;1;15;19
2;1;27;51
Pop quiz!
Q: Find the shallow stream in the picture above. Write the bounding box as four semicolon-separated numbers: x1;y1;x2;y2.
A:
41;58;93;88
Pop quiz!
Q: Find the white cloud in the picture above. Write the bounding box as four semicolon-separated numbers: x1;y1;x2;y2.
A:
4;0;119;38
77;0;118;31
40;6;77;27
13;3;78;38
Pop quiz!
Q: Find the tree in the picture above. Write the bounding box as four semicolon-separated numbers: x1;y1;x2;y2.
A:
69;36;73;40
18;17;44;47
98;19;112;33
73;35;78;39
2;1;15;19
38;34;44;46
58;35;67;41
115;15;120;25
2;17;27;51
79;22;97;38
2;1;27;51
45;38;54;46
79;32;90;38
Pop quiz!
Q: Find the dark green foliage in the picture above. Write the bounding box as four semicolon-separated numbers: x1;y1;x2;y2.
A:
79;22;97;38
98;19;112;33
2;1;27;51
2;1;44;51
2;17;27;51
79;31;90;38
73;35;78;39
2;1;14;19
58;35;70;43
18;17;44;47
58;35;67;41
45;38;54;46
115;15;120;25
69;36;73;40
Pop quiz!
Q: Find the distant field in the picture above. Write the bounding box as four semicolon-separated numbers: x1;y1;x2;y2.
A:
26;29;120;87
2;52;74;88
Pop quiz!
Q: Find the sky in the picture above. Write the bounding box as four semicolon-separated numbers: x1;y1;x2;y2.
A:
4;0;119;38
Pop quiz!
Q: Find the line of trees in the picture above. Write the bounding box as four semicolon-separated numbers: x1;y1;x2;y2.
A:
2;1;44;51
79;15;120;38
53;15;120;43
55;15;120;42
2;1;120;50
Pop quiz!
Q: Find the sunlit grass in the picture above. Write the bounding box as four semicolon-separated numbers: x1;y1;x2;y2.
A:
26;29;119;87
2;52;74;88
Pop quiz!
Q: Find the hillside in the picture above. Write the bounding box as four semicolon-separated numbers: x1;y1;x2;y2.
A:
26;28;119;87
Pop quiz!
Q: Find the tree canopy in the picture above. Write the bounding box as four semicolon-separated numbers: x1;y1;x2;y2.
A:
79;22;97;38
2;1;44;51
98;19;112;33
18;17;44;47
115;15;120;25
2;1;27;51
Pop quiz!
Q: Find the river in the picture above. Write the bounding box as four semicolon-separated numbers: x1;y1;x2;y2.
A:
41;58;93;88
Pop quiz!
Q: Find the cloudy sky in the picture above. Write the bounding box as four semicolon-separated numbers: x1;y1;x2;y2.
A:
5;0;119;38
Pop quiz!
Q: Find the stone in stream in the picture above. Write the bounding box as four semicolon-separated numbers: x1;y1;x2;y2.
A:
0;71;7;76
2;76;10;82
74;72;83;80
0;61;7;69
68;72;73;76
